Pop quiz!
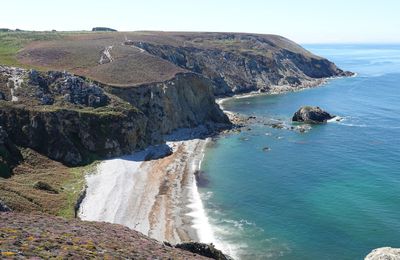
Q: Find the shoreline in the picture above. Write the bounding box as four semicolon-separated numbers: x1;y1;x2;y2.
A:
78;75;354;259
217;75;356;125
217;76;350;109
78;131;210;244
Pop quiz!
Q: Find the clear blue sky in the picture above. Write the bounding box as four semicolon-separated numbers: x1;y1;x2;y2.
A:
1;0;399;43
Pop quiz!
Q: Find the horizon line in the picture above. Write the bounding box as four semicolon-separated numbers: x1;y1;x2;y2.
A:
1;28;399;45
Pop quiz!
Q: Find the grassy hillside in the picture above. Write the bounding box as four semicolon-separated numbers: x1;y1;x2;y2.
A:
0;31;329;87
0;32;64;68
0;147;91;218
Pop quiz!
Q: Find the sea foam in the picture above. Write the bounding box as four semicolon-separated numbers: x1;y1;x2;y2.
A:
185;145;239;259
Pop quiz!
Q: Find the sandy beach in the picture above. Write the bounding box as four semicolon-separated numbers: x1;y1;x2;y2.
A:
78;128;213;245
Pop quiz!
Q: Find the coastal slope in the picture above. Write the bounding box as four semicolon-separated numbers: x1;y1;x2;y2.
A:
0;212;218;259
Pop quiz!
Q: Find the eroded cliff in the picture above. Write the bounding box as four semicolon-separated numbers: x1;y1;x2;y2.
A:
132;33;353;95
0;66;229;172
106;72;229;141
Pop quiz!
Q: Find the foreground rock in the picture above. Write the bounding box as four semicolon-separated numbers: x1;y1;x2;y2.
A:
365;247;400;260
0;212;224;259
176;242;231;260
0;200;11;212
292;106;334;123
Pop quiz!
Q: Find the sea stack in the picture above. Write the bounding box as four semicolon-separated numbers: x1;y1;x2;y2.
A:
292;106;334;123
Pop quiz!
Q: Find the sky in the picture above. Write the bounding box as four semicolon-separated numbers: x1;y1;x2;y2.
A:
1;0;399;43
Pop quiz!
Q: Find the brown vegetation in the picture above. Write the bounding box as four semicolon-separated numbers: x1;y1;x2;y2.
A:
0;212;211;259
0;148;87;218
16;31;326;87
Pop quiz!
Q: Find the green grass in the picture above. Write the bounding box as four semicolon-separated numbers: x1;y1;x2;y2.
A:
58;162;97;218
0;31;64;67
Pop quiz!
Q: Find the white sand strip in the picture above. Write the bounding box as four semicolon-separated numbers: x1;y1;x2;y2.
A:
78;133;209;244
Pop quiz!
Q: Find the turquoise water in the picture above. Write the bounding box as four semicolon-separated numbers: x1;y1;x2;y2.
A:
200;45;400;259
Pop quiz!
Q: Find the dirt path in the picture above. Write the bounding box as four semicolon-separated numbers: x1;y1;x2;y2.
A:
99;45;114;64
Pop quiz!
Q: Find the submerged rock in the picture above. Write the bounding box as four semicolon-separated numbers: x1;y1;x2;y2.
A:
292;106;334;123
365;247;400;260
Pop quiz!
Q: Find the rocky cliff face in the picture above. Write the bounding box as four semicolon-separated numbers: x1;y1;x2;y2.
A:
0;104;148;166
106;73;230;141
0;66;229;171
133;34;353;96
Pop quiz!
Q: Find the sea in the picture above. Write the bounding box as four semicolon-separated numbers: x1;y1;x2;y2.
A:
197;44;400;259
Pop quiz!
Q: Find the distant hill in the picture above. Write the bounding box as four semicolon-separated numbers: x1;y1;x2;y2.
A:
12;31;351;94
92;27;117;32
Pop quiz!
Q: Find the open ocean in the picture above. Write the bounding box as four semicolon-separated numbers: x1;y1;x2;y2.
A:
198;44;400;259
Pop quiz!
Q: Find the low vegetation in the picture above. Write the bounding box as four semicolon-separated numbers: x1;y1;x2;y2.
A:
0;31;63;67
0;148;93;218
0;212;212;259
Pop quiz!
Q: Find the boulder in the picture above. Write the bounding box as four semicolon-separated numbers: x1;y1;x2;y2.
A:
33;181;59;194
292;106;334;123
175;242;232;260
365;247;400;260
144;144;173;161
0;200;11;212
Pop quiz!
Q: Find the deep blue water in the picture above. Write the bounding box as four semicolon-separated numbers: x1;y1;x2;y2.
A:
200;45;400;259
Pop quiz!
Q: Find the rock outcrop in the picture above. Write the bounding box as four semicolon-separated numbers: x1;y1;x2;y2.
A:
292;106;334;123
365;247;400;260
0;200;11;212
176;242;231;260
0;67;109;107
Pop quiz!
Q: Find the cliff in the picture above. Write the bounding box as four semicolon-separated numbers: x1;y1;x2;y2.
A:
105;73;229;141
132;33;353;95
0;66;229;170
